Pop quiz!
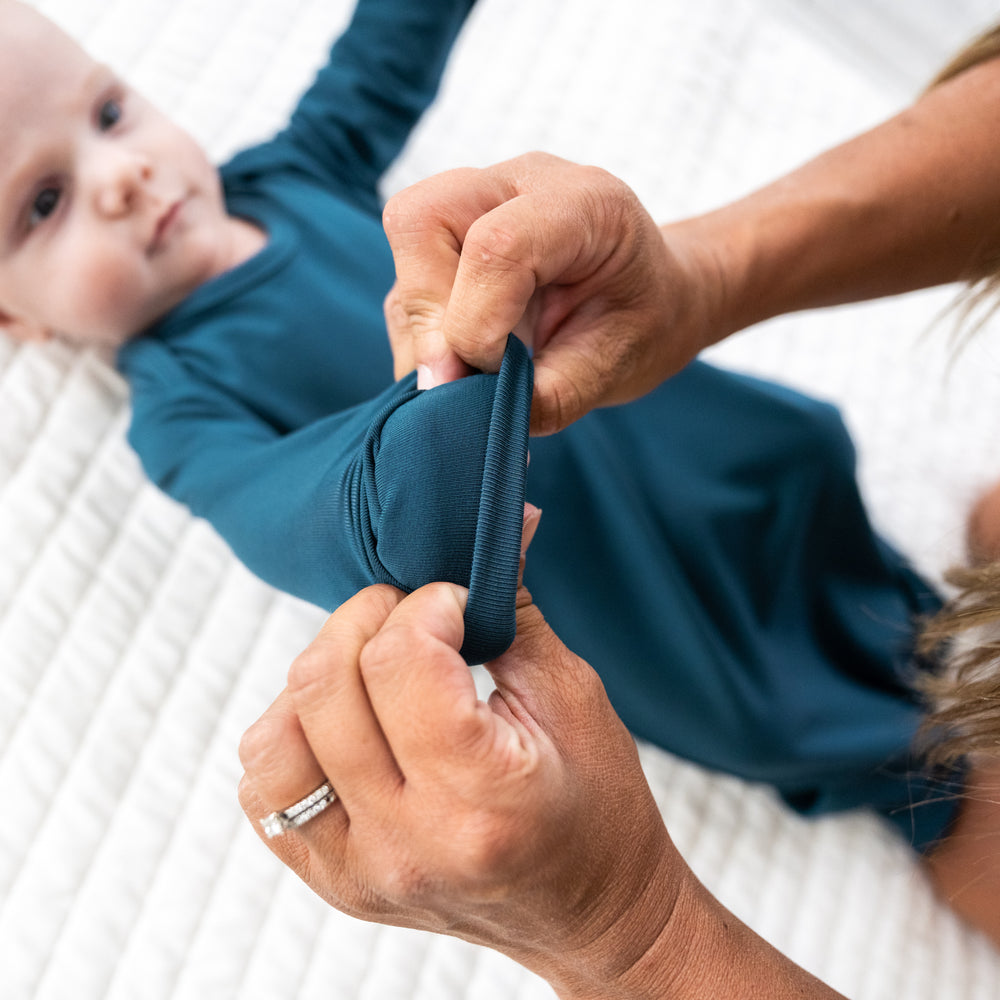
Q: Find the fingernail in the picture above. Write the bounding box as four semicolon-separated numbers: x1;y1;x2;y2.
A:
521;502;542;554
417;364;435;390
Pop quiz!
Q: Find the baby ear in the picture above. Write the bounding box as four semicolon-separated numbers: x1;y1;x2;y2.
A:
0;310;53;342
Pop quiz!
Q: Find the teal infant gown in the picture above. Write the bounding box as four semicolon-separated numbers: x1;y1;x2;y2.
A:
369;337;954;848
118;0;957;851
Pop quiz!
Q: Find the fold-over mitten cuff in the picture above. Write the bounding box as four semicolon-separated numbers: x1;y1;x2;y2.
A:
358;334;532;663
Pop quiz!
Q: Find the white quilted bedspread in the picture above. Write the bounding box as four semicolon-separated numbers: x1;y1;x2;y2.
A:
4;1;1000;997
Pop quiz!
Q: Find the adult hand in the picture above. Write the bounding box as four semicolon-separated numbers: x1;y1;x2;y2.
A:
238;578;846;998
382;152;719;436
237;578;693;996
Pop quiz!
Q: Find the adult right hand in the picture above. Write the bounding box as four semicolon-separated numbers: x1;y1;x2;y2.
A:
382;152;719;436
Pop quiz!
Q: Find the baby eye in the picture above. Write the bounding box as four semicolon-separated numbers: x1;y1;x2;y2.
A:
29;186;61;228
98;98;122;131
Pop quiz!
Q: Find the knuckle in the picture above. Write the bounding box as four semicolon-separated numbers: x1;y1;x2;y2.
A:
237;725;262;771
452;708;493;756
380;190;419;240
384;281;446;334
357;582;460;681
382;169;478;244
425;702;495;767
288;585;402;696
406;299;447;329
516;149;566;180
465;217;534;275
382;283;400;321
574;166;638;231
462;815;514;869
286;641;332;701
382;197;448;260
238;708;288;770
383;289;412;354
374;818;520;903
532;369;585;436
574;658;611;707
358;618;421;682
236;772;256;811
337;880;393;922
582;162;633;200
450;811;528;888
382;197;429;239
379;856;434;901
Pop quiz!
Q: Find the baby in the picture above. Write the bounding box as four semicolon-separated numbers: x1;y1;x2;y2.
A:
0;0;265;347
0;0;968;878
0;0;534;664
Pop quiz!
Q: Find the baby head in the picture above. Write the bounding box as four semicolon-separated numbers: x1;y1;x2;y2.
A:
0;1;248;349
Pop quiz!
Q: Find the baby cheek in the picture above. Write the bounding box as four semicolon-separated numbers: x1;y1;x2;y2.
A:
52;242;150;344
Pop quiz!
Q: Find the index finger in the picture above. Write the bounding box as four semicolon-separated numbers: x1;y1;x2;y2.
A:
382;166;519;386
287;585;408;809
356;583;530;783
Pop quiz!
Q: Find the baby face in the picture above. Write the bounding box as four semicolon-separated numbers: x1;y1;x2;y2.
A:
0;3;250;348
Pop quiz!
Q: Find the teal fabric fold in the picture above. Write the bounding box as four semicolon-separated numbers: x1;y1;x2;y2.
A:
358;335;531;662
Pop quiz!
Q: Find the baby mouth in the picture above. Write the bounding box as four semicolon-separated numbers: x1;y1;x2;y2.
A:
150;200;183;254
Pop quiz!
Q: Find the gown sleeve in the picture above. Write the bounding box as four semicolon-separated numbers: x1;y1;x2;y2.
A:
124;334;531;663
259;0;477;190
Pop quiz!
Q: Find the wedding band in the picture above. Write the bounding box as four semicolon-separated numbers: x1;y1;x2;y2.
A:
261;781;337;838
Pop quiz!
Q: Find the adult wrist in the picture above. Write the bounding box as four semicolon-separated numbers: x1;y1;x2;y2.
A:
529;843;846;1000
528;834;702;1000
659;60;1000;345
657;210;764;355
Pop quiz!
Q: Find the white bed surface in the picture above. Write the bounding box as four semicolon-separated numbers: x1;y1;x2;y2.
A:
3;1;1000;997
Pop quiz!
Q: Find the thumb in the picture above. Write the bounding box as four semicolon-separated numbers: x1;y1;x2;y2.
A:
384;281;473;388
497;504;576;695
517;500;542;588
486;586;614;746
382;167;498;389
489;501;627;747
416;331;476;390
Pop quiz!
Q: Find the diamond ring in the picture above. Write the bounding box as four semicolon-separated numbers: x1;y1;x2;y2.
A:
260;781;337;838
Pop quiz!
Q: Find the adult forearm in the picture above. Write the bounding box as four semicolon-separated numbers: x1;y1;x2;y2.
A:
673;56;1000;342
532;856;846;1000
625;880;847;1000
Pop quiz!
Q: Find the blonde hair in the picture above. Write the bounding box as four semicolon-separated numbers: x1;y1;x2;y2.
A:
918;565;1000;767
914;25;1000;767
927;24;1000;89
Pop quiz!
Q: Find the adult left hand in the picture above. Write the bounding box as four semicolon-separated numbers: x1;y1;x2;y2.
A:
237;576;692;996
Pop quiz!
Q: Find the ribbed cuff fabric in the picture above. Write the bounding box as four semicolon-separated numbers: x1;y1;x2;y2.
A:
461;335;533;663
357;334;532;664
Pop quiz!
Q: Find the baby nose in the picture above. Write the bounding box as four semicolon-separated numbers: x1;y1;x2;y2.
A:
95;150;153;217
